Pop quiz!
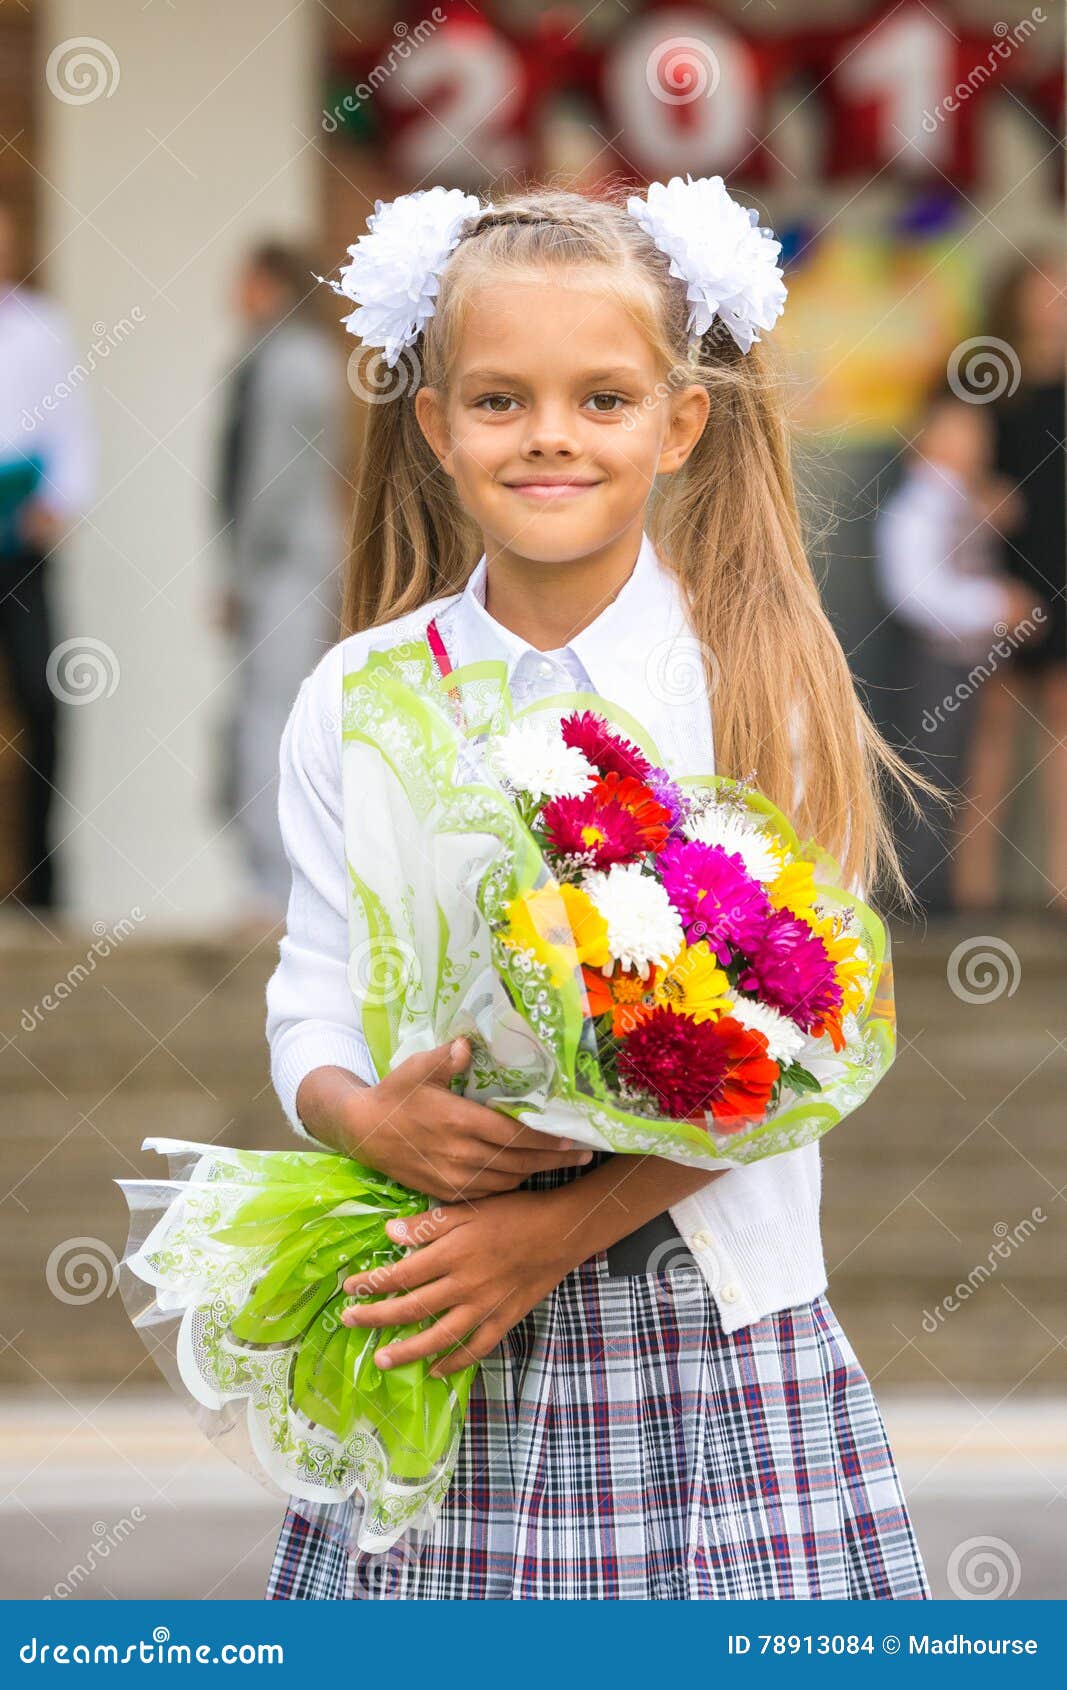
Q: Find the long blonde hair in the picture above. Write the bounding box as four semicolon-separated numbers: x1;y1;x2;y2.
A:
340;184;937;909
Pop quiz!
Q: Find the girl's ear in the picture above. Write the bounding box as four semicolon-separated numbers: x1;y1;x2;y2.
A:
658;383;710;476
415;386;454;477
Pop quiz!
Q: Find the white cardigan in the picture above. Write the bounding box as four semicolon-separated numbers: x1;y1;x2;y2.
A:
266;531;830;1334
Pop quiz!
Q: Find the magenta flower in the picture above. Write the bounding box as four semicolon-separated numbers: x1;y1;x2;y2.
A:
659;838;771;965
737;906;843;1032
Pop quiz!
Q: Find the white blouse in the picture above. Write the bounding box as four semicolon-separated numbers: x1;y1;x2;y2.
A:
266;530;830;1334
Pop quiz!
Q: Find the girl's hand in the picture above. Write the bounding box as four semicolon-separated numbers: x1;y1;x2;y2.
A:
339;1190;582;1377
299;1038;593;1201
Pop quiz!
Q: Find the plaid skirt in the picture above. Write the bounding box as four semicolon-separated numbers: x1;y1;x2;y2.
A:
266;1241;929;1600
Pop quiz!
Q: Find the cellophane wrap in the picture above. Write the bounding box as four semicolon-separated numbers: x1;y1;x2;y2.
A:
118;1139;476;1556
117;631;896;1557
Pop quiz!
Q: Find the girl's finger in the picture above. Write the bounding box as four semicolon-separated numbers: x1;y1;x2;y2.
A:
372;1308;479;1370
388;1206;467;1248
445;1099;577;1153
429;1331;490;1378
342;1234;455;1297
339;1278;459;1330
475;1144;593;1176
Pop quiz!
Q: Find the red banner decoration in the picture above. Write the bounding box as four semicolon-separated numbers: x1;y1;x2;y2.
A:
326;1;1063;190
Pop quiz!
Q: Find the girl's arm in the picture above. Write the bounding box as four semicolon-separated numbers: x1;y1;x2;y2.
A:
340;1154;725;1377
552;1150;721;1261
267;663;600;1198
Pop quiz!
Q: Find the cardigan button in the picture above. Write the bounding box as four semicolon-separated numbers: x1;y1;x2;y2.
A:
691;1230;714;1249
721;1283;740;1304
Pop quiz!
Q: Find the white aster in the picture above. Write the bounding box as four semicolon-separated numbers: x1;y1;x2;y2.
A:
583;864;684;976
728;996;805;1067
627;174;787;355
683;807;783;884
318;187;485;368
486;719;595;802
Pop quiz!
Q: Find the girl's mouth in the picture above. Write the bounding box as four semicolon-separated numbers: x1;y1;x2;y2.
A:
504;480;602;502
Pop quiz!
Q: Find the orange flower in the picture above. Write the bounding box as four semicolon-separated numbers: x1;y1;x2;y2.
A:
810;1008;846;1052
591;772;671;851
581;962;659;1035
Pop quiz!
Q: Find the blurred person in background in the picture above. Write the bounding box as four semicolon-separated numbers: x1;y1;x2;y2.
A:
953;254;1067;917
212;239;347;936
0;195;95;915
875;388;1037;917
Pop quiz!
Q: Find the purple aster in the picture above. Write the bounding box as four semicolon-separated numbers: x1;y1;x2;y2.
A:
646;766;687;828
659;838;771;965
737;906;843;1032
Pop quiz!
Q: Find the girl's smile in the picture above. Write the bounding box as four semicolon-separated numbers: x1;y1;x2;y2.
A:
503;476;605;502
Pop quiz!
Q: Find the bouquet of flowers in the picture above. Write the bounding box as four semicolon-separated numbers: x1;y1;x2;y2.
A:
118;636;894;1554
488;706;881;1144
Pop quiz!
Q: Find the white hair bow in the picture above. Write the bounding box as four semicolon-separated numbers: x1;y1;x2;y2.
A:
320;174;785;367
626;174;787;355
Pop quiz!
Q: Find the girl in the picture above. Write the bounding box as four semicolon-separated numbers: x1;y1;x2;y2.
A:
264;178;931;1600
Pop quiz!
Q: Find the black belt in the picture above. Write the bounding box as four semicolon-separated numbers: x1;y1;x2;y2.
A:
521;1149;697;1277
604;1206;694;1276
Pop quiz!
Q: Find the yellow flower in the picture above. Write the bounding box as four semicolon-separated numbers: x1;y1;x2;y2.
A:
652;940;734;1024
502;882;610;987
768;859;819;917
810;911;870;1014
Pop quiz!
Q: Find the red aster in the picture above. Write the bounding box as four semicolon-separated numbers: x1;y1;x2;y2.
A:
560;710;652;781
591;771;671;851
541;789;647;868
618;1006;778;1129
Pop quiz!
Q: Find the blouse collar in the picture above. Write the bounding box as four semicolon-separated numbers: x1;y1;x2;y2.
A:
446;530;691;702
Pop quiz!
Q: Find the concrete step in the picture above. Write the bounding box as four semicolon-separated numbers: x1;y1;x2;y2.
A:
2;919;1064;1389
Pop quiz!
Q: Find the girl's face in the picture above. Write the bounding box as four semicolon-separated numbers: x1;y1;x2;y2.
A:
415;272;709;565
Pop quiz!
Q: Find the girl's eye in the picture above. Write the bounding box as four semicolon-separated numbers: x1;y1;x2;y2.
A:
474;392;631;415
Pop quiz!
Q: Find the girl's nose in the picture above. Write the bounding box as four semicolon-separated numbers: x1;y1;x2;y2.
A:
520;406;580;457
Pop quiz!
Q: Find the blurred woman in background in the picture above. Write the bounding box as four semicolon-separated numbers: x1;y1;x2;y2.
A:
953;253;1067;917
